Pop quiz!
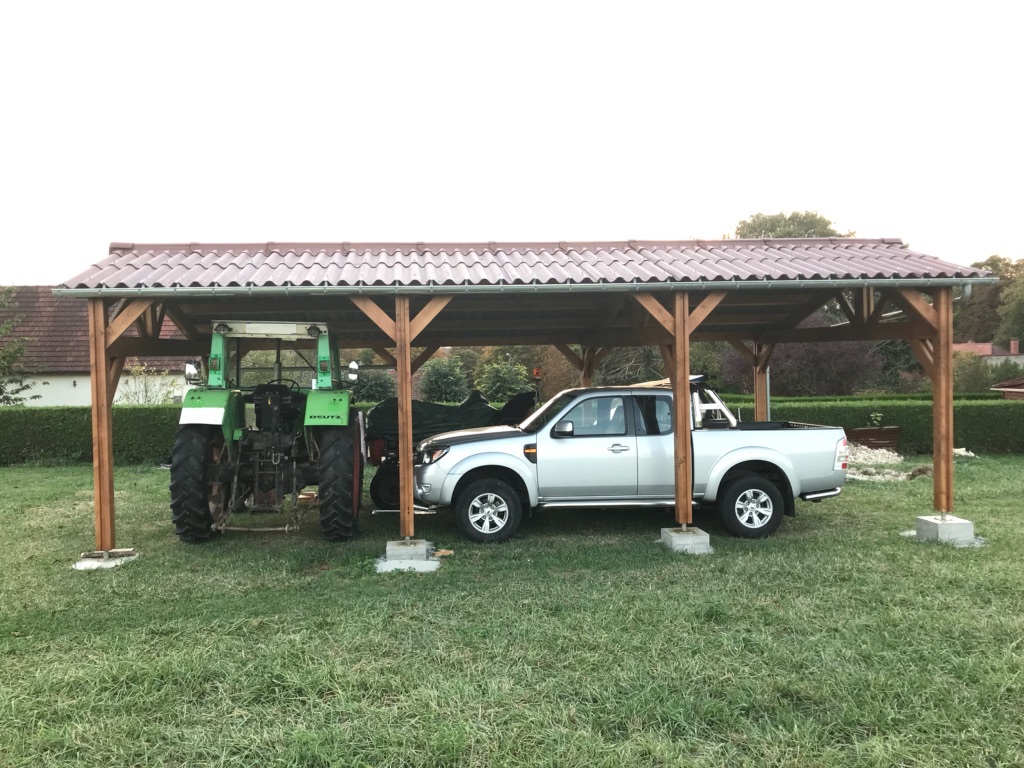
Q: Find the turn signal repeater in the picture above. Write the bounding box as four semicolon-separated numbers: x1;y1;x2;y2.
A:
523;444;537;464
834;437;849;471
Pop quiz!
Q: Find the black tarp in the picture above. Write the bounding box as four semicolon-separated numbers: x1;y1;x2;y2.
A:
365;390;537;444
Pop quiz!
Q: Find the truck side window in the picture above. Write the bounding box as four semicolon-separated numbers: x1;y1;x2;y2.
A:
561;396;627;436
633;395;673;436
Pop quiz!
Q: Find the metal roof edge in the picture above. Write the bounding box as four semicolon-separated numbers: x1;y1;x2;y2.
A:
52;276;999;299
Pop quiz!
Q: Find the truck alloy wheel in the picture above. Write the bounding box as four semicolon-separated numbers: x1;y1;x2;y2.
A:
455;478;522;543
718;473;783;538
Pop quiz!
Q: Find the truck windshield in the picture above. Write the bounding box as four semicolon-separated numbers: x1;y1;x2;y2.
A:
519;391;579;434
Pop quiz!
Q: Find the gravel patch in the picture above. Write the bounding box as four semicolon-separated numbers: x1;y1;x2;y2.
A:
847;442;975;482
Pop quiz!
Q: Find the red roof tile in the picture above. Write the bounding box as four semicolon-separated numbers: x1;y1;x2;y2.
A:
61;239;992;292
0;286;187;374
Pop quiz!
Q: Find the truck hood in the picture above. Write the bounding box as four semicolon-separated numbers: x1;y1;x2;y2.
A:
417;425;522;450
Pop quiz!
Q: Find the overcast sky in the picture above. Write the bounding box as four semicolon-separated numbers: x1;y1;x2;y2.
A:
1;1;1021;287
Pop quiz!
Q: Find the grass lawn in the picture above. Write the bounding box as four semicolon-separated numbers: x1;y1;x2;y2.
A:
1;455;1022;767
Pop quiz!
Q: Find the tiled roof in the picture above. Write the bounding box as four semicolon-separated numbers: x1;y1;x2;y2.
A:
61;239;991;291
0;286;186;374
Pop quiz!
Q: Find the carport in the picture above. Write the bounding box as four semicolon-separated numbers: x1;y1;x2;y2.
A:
56;239;994;552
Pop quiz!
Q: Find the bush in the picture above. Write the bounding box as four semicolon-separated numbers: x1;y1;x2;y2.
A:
351;369;396;403
476;360;532;402
418;355;470;403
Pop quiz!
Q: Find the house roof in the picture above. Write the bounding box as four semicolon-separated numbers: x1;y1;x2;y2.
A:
0;286;187;374
991;376;1024;391
60;238;993;294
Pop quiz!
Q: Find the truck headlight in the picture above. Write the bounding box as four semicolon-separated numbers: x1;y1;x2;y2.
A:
420;446;449;465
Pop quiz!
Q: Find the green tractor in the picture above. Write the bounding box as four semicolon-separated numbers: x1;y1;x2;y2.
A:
169;321;364;542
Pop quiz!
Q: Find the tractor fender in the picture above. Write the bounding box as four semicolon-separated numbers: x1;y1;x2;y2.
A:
304;389;353;428
179;388;245;459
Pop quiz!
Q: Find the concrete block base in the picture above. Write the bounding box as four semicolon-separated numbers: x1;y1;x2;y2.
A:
661;527;713;555
916;515;975;546
377;539;441;573
73;549;139;570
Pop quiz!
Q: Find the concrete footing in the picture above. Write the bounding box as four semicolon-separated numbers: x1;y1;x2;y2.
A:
376;539;442;573
661;527;713;555
915;515;976;546
73;549;139;570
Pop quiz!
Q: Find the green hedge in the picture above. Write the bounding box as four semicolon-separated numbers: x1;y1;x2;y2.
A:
770;400;1024;454
0;406;181;465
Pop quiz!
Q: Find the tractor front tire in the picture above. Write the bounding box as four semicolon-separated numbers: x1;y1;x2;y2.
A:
169;425;225;543
318;426;359;541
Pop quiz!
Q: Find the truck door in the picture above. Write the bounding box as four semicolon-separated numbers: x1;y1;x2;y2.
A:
632;393;675;496
537;394;637;498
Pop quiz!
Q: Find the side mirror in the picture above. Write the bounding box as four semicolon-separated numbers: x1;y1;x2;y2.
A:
553;420;574;437
347;360;359;382
184;360;202;385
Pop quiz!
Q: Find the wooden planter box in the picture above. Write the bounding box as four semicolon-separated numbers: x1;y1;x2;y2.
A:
847;426;901;450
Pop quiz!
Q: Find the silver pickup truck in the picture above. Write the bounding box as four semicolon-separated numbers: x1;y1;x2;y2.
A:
414;377;849;543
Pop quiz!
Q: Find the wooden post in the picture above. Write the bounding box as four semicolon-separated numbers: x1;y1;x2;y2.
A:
395;296;415;538
672;293;692;526
581;347;597;386
933;288;954;516
88;299;116;551
752;343;775;421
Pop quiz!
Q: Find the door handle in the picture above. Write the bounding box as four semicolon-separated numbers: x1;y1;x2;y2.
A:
607;444;631;453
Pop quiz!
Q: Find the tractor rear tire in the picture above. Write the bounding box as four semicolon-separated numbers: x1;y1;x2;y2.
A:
169;425;226;543
318;426;360;541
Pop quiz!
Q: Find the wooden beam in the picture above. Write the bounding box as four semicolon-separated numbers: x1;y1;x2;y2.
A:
933;288;954;514
834;291;857;323
107;357;126;404
581;347;600;387
108;338;210;357
889;288;939;330
395;296;415;538
554;343;583;370
727;339;756;362
672;293;692;526
908;338;937;379
88;299;116;551
163;303;202;340
707;320;933;345
659;345;674;383
104;298;154;348
632;293;675;336
867;295;890;325
411;345;440;374
687;291;728;330
857;288;875;324
350;296;397;342
781;291;833;327
409;295;453;342
370;346;398;367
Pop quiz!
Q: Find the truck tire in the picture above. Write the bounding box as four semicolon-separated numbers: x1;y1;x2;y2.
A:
455;478;522;543
318;426;359;541
169;425;226;543
718;473;784;538
370;460;400;509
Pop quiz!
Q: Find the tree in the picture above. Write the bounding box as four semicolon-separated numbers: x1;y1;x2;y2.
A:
996;263;1024;347
952;352;994;394
955;256;1023;343
0;288;37;405
735;211;852;239
476;360;532;402
418;354;470;403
